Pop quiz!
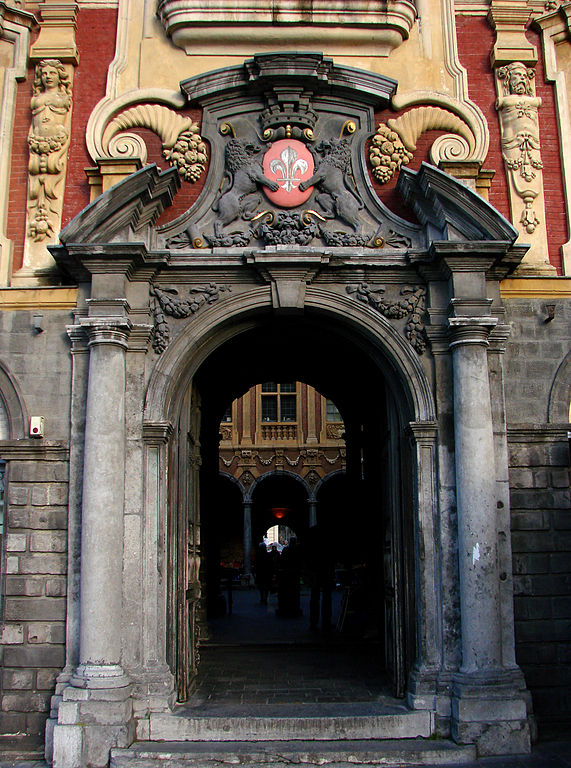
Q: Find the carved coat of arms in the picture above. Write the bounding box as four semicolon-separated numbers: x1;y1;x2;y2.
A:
262;139;314;207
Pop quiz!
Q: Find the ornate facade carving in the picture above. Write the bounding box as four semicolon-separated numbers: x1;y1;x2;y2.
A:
26;60;72;242
151;283;231;353
103;104;207;183
212;137;278;236
369;107;474;184
346;282;427;354
496;63;543;234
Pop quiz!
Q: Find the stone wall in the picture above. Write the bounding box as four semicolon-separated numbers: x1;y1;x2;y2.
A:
0;444;68;739
0;306;72;738
504;299;571;734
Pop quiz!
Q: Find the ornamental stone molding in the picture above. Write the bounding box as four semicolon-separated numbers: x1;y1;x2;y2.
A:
533;1;571;273
157;0;417;57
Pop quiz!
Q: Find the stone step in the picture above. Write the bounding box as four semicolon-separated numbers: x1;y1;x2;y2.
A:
110;738;477;768
149;706;433;742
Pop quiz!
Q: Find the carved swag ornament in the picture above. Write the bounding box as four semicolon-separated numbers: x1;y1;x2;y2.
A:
151;283;231;354
346;282;427;354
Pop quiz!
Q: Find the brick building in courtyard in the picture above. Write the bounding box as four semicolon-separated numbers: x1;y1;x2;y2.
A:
0;1;569;766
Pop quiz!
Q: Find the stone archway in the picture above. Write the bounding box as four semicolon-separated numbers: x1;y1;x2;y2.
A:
142;292;438;707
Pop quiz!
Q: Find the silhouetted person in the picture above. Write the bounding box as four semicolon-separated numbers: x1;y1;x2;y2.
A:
306;527;335;631
276;537;302;617
254;542;272;605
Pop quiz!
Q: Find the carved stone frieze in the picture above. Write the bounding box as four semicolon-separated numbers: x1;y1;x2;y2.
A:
169;210;388;250
151;283;231;353
346;282;427;354
326;423;345;440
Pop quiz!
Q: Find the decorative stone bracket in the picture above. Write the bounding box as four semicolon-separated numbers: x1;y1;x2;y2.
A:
245;251;330;313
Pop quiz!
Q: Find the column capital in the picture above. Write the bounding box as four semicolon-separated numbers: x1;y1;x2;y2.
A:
79;317;132;348
142;421;174;445
66;324;89;352
448;317;498;349
407;421;439;443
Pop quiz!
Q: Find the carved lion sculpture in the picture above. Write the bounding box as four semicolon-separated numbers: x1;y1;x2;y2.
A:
212;139;278;236
299;138;363;232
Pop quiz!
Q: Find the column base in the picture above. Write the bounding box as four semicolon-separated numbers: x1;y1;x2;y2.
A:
407;666;454;737
451;669;531;756
52;673;135;768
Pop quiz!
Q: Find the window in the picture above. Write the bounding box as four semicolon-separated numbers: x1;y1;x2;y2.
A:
221;404;232;423
326;399;342;422
260;382;297;423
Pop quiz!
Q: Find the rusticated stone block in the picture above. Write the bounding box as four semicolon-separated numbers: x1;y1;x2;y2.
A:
0;624;24;644
5;556;20;574
2;645;65;668
8;507;68;530
16;554;67;575
4;576;44;596
2;669;34;690
30;486;49;506
8;486;30;505
5;597;66;621
46;578;67;597
31;484;68;506
0;712;26;734
1;692;50;713
36;668;59;690
9;462;69;483
6;533;27;552
27;622;65;644
30;531;67;553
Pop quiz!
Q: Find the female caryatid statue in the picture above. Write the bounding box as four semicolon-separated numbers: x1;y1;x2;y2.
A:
27;59;72;240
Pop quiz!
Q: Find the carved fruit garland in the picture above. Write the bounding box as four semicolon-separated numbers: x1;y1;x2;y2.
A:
369;107;474;184
151;283;231;354
346;283;427;354
103;104;207;183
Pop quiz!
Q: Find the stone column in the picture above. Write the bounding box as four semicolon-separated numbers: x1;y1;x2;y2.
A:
243;502;252;575
309;500;317;528
449;316;529;754
449;316;502;672
52;319;134;768
72;320;132;685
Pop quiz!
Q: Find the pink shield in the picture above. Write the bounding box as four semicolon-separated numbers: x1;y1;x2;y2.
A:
262;139;314;208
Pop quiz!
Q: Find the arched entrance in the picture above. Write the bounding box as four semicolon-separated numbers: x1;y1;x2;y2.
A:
159;299;434;703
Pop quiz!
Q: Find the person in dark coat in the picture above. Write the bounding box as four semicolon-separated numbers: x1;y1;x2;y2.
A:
276;537;302;617
254;542;272;605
